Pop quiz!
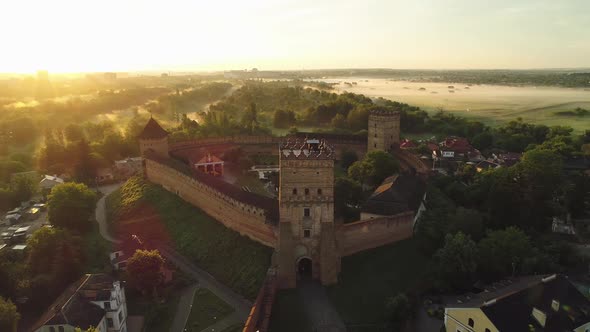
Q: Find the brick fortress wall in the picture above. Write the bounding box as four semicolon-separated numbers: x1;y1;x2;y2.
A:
144;158;278;247
339;211;414;256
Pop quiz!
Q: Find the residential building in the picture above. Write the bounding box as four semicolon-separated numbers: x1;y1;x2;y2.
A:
360;173;426;222
445;274;590;332
33;274;127;332
114;157;143;178
192;153;224;176
39;175;64;190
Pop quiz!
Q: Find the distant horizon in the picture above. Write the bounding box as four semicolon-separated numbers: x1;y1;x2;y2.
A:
1;66;590;77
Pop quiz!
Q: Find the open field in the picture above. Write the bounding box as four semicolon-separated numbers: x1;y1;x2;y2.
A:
328;78;590;132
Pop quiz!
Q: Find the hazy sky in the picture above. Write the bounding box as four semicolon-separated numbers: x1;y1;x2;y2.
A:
2;0;589;73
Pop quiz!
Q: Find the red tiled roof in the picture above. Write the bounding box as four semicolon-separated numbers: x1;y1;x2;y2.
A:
196;153;224;164
400;139;417;149
138;118;168;139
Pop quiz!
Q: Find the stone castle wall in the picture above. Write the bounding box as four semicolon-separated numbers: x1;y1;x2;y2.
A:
339;211;414;256
144;158;278;247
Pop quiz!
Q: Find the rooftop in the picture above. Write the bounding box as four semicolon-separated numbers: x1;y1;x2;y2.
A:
361;173;426;216
280;137;335;160
32;274;118;331
448;275;590;332
138;117;168;140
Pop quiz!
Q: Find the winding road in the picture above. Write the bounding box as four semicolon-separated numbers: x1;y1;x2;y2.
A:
94;183;250;332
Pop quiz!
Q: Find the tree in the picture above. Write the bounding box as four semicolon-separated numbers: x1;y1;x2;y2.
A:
127;249;165;297
447;208;485;241
348;150;399;186
64;123;85;142
334;177;362;221
435;232;478;290
26;227;84;286
385;293;411;329
0;296;19;332
340;149;358;170
330;114;347;129
478;227;532;279
273;109;296;128
47;182;97;233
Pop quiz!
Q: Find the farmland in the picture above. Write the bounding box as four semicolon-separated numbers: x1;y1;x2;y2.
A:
328;78;590;132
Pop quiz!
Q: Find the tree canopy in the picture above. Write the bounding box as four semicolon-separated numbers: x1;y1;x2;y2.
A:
47;182;97;233
127;249;165;297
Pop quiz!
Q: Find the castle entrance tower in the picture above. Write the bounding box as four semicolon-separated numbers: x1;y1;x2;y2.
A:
277;138;340;288
368;109;400;152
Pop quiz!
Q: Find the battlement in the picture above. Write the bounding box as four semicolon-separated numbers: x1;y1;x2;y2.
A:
279;138;335;160
369;109;400;116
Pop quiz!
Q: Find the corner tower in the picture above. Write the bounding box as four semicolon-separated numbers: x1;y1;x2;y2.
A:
138;117;169;158
368;109;400;152
277;138;340;288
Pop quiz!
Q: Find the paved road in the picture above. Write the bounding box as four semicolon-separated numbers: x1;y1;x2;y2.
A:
95;183;123;243
159;246;252;316
170;283;199;332
93;183;250;332
297;279;346;332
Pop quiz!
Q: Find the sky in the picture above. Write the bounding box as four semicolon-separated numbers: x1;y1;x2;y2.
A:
1;0;589;73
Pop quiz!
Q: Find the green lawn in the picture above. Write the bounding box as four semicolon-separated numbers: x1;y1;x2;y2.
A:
127;291;181;332
268;289;313;332
328;239;431;325
107;176;273;300
185;288;235;331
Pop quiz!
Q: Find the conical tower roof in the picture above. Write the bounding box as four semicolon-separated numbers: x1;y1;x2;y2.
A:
138;118;168;139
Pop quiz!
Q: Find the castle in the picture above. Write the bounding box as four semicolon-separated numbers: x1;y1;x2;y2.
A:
139;110;423;288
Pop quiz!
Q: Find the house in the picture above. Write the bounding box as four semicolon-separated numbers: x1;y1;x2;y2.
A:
399;139;417;149
192;153;224;176
444;274;590;332
552;217;576;235
493;152;522;167
476;160;501;172
39;175;64;190
33;274;128;332
96;167;115;183
114;157;143;178
435;136;482;162
360;173;426;222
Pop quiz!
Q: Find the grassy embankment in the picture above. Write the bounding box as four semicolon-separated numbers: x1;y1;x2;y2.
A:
106;175;273;300
185;288;235;331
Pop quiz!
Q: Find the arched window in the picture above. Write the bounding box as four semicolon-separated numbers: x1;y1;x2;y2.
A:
468;318;474;327
317;188;322;195
58;327;65;332
304;188;309;195
485;329;491;332
292;188;297;195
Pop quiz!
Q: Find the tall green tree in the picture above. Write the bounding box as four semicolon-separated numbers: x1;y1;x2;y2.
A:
47;182;97;233
127;250;165;297
478;227;532;279
0;296;19;332
435;232;478;290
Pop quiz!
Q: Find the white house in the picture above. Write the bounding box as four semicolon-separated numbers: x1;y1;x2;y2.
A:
33;274;127;332
39;175;64;190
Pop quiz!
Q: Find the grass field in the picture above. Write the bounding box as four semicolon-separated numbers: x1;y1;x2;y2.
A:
327;239;431;325
330;78;590;133
184;288;235;331
106;176;273;299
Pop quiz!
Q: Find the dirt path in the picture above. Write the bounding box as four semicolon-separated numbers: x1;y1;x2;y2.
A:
95;183;123;243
